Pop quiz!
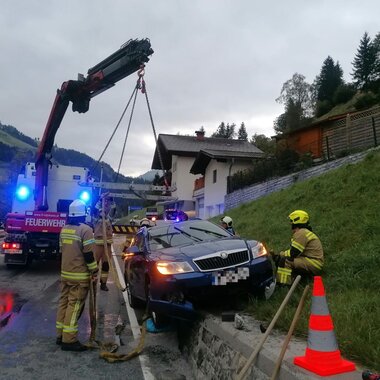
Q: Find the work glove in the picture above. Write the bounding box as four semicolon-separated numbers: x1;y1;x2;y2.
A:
90;268;99;282
271;251;282;267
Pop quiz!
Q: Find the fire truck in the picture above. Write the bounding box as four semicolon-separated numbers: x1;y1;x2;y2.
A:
2;39;154;267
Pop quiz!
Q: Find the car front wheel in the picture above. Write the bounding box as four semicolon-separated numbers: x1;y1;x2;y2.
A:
127;284;145;309
124;273;145;309
151;311;170;328
146;282;170;328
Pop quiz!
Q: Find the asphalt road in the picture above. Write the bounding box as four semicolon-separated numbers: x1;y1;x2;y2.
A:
0;236;193;380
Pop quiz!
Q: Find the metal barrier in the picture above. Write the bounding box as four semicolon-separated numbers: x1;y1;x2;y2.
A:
112;225;139;234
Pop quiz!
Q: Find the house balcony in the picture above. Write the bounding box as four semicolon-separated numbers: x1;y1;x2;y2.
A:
193;176;205;197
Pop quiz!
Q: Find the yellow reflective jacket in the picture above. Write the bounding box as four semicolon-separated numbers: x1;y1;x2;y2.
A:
60;223;97;282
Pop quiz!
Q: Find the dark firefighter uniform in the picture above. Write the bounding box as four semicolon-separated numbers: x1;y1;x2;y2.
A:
56;223;97;345
276;210;324;285
93;195;116;291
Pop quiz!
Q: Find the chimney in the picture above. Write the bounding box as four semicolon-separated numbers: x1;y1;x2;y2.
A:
195;130;205;141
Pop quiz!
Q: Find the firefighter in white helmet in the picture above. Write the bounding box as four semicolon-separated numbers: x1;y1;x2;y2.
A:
56;199;97;351
93;192;116;291
140;217;154;227
220;216;236;235
274;210;324;285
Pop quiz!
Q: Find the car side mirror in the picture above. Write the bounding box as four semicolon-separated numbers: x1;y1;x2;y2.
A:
122;245;143;260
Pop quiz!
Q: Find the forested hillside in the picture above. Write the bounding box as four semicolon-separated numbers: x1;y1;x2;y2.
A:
0;122;152;219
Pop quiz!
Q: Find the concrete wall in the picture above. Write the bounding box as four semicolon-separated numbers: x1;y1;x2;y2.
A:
182;315;361;380
225;149;377;211
172;155;201;200
203;160;255;218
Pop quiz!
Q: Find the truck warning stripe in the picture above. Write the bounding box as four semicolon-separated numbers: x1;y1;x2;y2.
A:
112;225;139;234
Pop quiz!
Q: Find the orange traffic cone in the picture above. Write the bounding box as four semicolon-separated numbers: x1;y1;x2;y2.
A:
294;276;356;376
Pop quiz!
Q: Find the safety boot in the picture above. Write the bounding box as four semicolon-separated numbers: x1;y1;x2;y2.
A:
100;282;109;291
56;337;62;345
61;341;88;352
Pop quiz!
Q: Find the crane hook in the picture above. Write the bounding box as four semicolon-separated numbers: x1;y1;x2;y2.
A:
137;64;146;93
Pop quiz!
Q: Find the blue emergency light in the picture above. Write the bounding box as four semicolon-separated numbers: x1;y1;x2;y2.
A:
79;190;91;203
15;185;31;201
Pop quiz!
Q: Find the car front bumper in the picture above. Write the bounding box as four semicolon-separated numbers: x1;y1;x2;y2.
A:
148;257;275;320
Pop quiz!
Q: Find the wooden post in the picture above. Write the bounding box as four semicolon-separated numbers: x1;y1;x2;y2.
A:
235;276;302;380
270;285;310;380
372;117;378;147
325;136;330;160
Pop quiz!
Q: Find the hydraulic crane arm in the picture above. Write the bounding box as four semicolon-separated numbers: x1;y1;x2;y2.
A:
35;39;153;211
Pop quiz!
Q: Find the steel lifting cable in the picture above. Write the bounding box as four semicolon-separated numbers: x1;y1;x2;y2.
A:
91;84;138;175
114;75;140;182
92;64;168;188
140;69;169;187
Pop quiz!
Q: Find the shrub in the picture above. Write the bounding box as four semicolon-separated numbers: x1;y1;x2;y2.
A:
354;92;378;110
316;100;333;117
333;84;356;105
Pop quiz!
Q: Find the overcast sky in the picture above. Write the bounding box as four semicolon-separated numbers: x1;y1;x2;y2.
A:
1;1;379;177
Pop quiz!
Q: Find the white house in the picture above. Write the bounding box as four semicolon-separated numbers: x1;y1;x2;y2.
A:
151;131;264;218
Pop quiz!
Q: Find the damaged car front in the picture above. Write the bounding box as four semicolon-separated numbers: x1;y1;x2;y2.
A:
123;220;275;326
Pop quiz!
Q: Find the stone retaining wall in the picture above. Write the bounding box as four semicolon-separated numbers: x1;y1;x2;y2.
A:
182;315;361;380
225;149;378;211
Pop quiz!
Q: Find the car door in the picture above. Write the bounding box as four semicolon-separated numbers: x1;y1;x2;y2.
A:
127;231;148;300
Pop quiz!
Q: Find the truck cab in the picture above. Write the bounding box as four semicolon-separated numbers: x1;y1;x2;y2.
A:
145;207;158;221
2;163;92;266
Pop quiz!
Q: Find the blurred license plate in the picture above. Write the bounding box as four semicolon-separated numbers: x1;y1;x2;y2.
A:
212;267;249;286
6;249;23;254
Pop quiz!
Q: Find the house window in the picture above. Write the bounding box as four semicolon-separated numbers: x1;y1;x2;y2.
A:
213;169;217;183
206;206;213;218
216;203;224;215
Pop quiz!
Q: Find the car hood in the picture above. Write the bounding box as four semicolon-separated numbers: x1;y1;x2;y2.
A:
156;238;250;260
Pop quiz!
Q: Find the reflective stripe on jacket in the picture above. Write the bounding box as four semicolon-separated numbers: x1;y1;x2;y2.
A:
290;228;324;269
93;217;113;245
60;223;96;281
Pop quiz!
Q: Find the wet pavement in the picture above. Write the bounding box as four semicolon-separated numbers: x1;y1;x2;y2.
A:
0;243;193;380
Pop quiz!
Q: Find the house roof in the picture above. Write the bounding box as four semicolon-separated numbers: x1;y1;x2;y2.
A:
151;133;264;170
190;149;263;175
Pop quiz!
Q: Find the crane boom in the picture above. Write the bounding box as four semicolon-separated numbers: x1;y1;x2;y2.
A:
35;39;153;210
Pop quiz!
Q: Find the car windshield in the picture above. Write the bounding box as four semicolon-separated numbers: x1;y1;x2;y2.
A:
147;220;231;249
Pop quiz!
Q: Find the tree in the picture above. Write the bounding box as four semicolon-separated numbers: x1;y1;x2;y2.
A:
315;56;344;102
250;133;275;155
372;32;380;91
273;113;287;134
211;122;236;139
275;73;314;133
351;32;377;90
237;122;248;140
274;98;304;133
276;73;314;118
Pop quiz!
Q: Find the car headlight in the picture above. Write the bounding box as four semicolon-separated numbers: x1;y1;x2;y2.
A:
156;261;194;275
250;242;268;258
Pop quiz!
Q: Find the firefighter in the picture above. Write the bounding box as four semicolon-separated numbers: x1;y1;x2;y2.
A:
93;192;116;291
275;210;324;285
56;199;97;351
140;217;153;227
220;216;236;235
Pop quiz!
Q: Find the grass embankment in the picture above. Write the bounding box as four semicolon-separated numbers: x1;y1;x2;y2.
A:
118;151;380;370
222;149;380;371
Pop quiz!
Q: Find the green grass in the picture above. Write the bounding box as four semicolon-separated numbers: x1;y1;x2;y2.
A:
117;205;164;224
0;129;36;149
117;150;380;370
216;149;380;371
